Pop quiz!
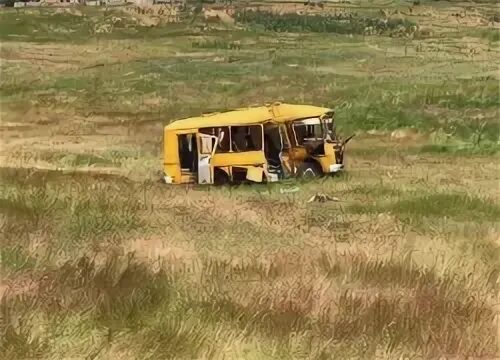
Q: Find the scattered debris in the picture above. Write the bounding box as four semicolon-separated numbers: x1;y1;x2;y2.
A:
94;23;113;34
111;16;122;24
123;3;182;26
366;129;386;136
390;128;420;140
307;193;340;203
203;9;235;25
280;186;300;194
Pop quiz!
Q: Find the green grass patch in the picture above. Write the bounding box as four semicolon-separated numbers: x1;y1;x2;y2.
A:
389;193;500;222
339;106;440;133
349;142;500;158
191;39;241;50
0;175;143;247
349;192;500;223
62;190;143;242
235;10;416;36
42;152;117;167
345;184;402;197
0;183;59;228
0;7;195;44
418;143;500;156
479;28;500;43
35;150;149;168
0;246;36;273
0;9;92;43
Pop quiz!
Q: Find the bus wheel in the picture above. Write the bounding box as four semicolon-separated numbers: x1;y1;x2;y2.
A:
298;162;322;179
214;169;230;185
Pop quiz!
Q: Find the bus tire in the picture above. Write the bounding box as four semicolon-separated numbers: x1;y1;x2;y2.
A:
214;168;230;185
297;161;323;179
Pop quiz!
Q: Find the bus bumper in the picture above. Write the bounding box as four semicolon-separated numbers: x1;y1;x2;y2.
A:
329;164;344;173
163;174;173;184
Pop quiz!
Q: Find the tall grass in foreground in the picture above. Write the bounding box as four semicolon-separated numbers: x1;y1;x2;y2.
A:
0;252;497;359
0;170;499;359
0;171;143;271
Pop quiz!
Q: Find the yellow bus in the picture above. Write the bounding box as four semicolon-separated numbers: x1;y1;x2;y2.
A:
162;102;353;185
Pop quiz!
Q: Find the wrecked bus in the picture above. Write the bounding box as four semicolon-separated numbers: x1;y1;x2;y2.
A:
162;102;353;185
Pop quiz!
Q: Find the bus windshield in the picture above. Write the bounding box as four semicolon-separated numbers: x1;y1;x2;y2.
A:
292;117;334;145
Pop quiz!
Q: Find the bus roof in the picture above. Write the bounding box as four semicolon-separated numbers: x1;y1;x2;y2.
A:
164;103;333;131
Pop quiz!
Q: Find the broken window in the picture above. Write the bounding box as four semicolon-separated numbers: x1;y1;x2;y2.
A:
217;126;230;152
280;125;291;150
199;126;230;153
264;125;282;167
199;127;216;137
199;136;214;154
293;119;324;145
250;126;263;150
231;125;262;152
231;126;247;152
324;118;337;140
293;124;306;145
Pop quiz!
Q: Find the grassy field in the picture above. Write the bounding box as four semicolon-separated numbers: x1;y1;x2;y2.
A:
1;1;499;359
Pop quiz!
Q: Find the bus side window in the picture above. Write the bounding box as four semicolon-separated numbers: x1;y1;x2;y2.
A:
231;125;262;152
200;126;230;153
217;126;230;152
231;126;248;152
249;125;262;150
294;124;306;145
